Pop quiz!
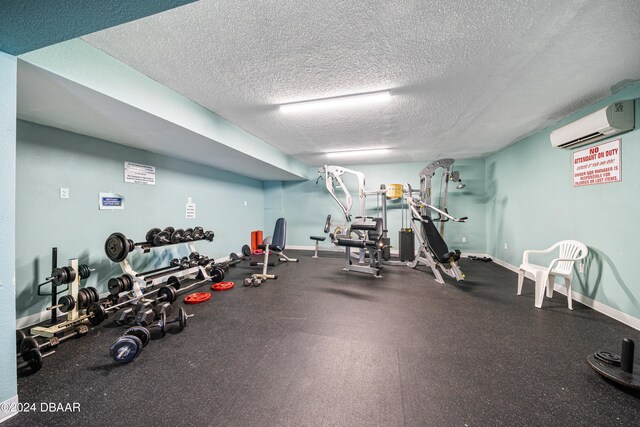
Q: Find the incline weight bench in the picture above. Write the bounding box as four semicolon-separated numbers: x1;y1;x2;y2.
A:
248;218;298;284
336;217;385;277
409;211;464;284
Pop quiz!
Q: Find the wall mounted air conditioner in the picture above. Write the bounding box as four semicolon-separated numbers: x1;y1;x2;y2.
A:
550;100;635;149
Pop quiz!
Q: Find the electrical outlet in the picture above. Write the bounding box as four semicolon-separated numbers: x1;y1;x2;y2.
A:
59;188;69;199
244;201;248;206
503;242;508;250
461;236;467;243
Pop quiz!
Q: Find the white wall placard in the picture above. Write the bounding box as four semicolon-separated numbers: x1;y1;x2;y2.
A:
99;192;125;210
186;197;196;219
573;139;621;187
124;161;156;185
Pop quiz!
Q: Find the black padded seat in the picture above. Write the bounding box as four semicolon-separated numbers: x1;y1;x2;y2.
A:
337;238;377;248
310;236;326;241
419;215;461;263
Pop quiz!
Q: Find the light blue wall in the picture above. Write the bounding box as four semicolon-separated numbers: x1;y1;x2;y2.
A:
15;121;263;319
486;84;640;318
0;53;18;404
267;158;487;254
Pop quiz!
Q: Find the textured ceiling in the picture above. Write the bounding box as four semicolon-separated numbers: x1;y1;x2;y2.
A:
82;0;640;166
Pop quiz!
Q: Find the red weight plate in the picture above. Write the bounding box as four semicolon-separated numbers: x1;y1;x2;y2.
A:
183;292;212;304
212;281;235;291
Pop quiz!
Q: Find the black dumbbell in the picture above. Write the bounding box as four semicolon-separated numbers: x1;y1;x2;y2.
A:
203;230;215;242
150;307;193;337
192;227;204;240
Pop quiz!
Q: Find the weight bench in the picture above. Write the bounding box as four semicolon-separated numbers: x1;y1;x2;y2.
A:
250;218;298;283
410;214;464;284
336;217;384;277
309;236;326;258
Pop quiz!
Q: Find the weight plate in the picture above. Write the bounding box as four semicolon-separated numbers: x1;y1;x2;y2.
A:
87;302;107;325
167;276;181;290
78;264;91;280
50;267;67;286
158;285;177;303
110;335;143;363
171;229;184;243
183;228;193;241
153;230;171;246
125;326;151;347
16;329;26;348
164;226;175;235
241;244;251;258
108;277;123;295
189;252;200;260
159;312;167;337
192;227;204;240
57;295;75;313
212;281;234;291
183;292;211;304
178;307;187;331
204;231;215;242
105;232;130;262
87;287;100;303
23;349;44;372
145;228;161;244
122;274;134;291
20;336;39;354
210;266;225;283
170;258;180;267
594;351;621;366
77;290;88;310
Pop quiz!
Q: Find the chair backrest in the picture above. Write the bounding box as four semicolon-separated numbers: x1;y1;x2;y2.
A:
271;218;287;251
552;240;588;274
420;215;450;259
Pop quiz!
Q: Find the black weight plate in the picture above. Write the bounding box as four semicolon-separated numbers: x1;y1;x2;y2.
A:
159;312;167;337
229;252;240;263
108;277;123;295
145;228;161;244
87;302;107;325
183;228;193;241
16;329;26;348
167;276;181;290
125;326;151;347
158;286;177;303
23;349;44;372
122;274;134;291
50;267;67;286
170;258;180;267
210;266;225;283
594;351;621;366
241;244;251;257
178;307;187;331
153;230;171;246
192;227;204;240
20;336;39;354
57;295;75;313
87;287;100;303
110;335;143;363
171;229;184;243
164;226;175;235
105;232;130;262
77;290;88;310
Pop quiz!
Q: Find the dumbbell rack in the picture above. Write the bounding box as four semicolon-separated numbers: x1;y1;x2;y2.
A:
116;240;212;298
32;257;91;337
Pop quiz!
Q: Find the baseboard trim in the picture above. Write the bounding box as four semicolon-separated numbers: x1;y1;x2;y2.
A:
489;255;640;331
0;395;18;423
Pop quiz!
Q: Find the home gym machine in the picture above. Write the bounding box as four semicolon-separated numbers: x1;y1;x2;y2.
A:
418;158;465;237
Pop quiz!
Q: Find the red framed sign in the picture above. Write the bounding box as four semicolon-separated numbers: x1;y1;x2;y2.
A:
573;138;621;187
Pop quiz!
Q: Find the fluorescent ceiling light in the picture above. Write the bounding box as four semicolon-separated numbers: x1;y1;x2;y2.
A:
325;148;390;159
279;90;391;113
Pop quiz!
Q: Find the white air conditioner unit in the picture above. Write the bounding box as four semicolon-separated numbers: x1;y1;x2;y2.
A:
550;100;635;149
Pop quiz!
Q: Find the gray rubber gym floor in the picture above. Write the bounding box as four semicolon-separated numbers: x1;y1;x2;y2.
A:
8;250;640;426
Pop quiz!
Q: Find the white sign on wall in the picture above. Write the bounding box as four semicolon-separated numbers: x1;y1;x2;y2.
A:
186;197;196;219
573;139;621;187
124;161;156;185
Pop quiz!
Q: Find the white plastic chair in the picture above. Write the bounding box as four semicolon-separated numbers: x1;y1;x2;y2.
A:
517;240;588;309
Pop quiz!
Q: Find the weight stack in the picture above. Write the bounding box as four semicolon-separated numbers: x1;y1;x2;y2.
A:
399;228;415;262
